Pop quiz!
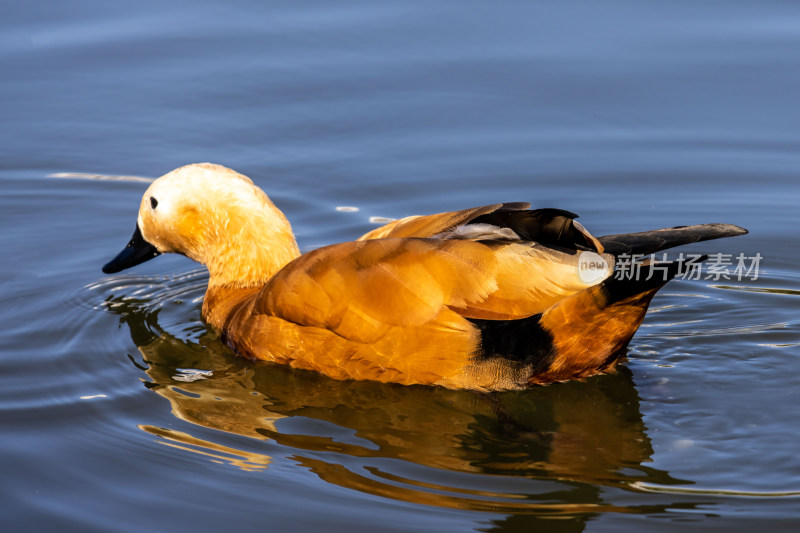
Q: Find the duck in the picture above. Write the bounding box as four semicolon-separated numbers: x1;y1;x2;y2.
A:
102;163;747;390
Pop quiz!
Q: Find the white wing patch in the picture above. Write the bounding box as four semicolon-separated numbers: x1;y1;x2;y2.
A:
434;224;521;241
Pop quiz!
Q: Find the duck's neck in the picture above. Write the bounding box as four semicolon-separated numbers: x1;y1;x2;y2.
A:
206;229;299;289
199;207;300;330
198;203;301;290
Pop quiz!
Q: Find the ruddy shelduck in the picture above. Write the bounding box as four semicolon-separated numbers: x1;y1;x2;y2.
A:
103;163;747;390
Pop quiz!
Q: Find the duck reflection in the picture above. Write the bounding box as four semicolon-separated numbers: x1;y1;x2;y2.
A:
107;292;692;529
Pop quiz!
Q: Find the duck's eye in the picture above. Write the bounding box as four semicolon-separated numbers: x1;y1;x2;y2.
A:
150;197;158;209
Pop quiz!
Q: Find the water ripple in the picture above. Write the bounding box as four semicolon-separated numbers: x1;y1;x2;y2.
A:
632;482;800;499
79;267;208;313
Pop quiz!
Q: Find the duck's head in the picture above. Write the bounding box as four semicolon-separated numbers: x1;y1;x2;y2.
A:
103;163;300;287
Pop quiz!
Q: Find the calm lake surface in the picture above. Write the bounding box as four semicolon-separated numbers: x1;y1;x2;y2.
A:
2;1;800;531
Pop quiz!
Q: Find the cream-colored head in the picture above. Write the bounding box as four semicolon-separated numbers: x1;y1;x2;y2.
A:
104;163;300;288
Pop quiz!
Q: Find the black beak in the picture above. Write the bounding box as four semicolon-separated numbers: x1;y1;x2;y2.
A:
102;225;161;274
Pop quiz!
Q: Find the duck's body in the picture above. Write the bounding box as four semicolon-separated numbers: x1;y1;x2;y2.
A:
103;164;747;390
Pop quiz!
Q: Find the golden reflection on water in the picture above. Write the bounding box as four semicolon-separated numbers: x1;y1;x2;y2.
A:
140;425;273;472
105;290;696;522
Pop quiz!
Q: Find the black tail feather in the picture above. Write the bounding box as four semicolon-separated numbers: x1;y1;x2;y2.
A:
599;223;747;256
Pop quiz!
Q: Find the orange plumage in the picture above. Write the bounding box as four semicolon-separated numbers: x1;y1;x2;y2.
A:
102;163;747;390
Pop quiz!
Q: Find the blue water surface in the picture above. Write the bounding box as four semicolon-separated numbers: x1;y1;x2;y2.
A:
2;1;800;531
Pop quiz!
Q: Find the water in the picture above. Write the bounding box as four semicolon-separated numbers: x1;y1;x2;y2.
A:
2;1;800;531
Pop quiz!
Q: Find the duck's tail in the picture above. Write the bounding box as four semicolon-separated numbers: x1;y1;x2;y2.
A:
468;222;748;385
598;223;748;256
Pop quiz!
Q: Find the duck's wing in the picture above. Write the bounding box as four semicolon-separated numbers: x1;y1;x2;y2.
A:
255;236;611;340
358;203;604;253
